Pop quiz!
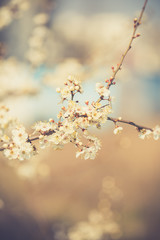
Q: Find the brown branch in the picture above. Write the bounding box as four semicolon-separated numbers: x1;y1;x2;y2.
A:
107;116;153;132
107;0;148;89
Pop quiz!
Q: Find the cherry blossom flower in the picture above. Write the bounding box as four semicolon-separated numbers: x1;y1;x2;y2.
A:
12;126;28;145
3;146;19;160
113;126;123;135
153;125;160;140
96;83;110;97
139;129;152;139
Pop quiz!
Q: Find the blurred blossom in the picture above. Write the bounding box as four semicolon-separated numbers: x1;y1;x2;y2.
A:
0;58;39;101
26;48;47;66
17;163;37;179
16;155;50;179
101;176;123;202
25;12;50;67
33;13;49;25
68;209;121;240
68;176;122;240
0;0;29;30
43;58;86;88
53;223;68;240
47;12;130;66
0;6;12;29
32;26;49;38
102;176;115;190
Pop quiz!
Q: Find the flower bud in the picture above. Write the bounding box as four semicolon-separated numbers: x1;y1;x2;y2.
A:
49;118;54;123
134;18;137;23
136;33;141;37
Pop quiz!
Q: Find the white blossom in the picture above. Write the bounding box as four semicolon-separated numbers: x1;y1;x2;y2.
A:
96;83;110;97
12;126;28;145
113;126;123;135
18;142;34;161
32;121;56;133
139;129;152;140
3;146;19;160
153;125;160;140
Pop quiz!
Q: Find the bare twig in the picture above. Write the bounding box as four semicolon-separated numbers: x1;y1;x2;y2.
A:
107;116;152;131
106;0;148;89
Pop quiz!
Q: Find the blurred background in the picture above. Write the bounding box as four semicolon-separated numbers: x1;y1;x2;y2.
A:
0;0;160;239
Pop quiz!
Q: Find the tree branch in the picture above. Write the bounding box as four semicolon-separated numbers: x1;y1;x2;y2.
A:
107;116;153;132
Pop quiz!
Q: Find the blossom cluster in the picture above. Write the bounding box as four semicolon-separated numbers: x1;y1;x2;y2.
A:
1;74;160;162
33;75;109;160
139;126;160;140
0;106;35;161
0;58;39;100
3;126;35;161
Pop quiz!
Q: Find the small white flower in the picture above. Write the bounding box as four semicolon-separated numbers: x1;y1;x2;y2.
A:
96;83;110;97
49;132;62;145
18;142;34;161
113;126;123;135
83;146;97;160
139;129;152;140
61;87;71;99
153;125;160;140
3;146;19;160
12;126;28;145
59;120;75;134
39;135;50;149
75;85;79;91
61;134;70;144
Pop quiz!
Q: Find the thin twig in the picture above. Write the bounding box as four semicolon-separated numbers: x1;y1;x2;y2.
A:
107;116;153;131
107;0;148;89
